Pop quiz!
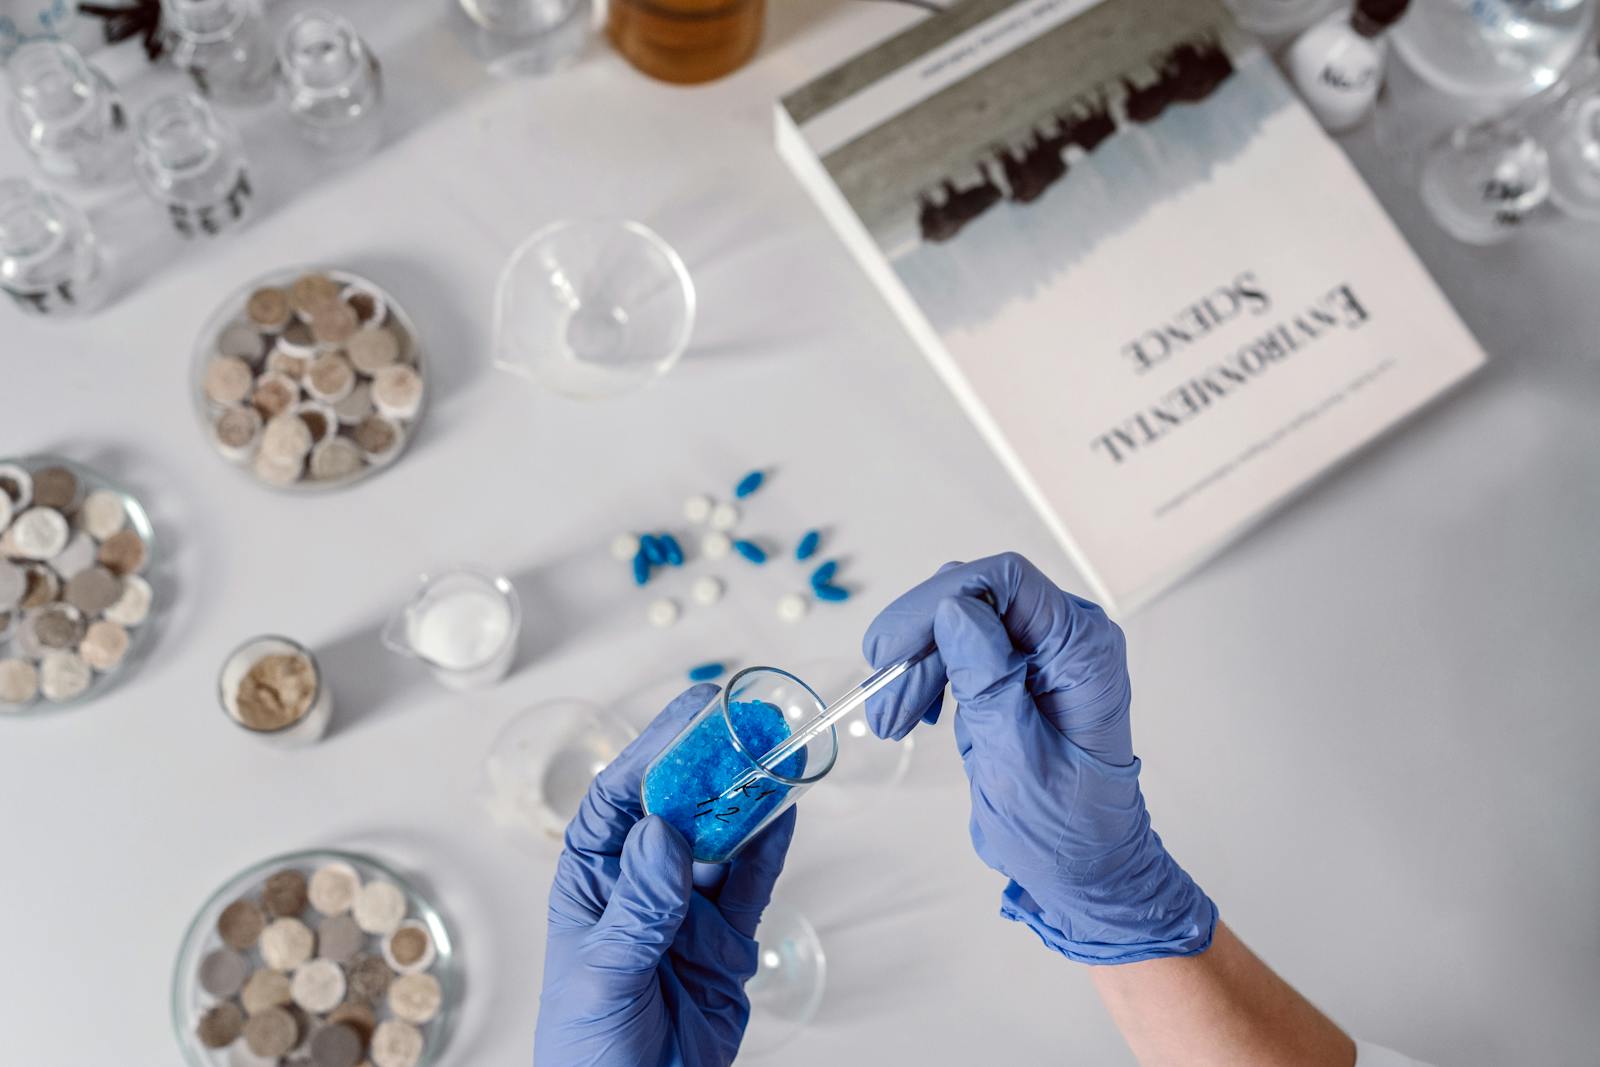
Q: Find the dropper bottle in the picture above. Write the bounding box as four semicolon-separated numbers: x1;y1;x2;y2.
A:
1287;0;1413;132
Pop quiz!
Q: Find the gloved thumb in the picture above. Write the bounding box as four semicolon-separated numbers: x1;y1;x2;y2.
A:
933;595;1038;761
586;815;693;975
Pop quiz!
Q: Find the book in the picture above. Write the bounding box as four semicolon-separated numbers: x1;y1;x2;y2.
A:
775;0;1487;613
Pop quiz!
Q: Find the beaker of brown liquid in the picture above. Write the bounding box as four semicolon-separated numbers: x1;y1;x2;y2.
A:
607;0;763;84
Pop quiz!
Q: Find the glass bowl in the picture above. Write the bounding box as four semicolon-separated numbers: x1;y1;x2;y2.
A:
171;848;456;1067
188;265;428;492
0;453;159;714
482;697;639;841
492;218;695;399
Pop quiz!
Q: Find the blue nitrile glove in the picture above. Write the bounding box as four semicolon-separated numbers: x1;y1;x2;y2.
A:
535;684;798;1066
863;553;1216;965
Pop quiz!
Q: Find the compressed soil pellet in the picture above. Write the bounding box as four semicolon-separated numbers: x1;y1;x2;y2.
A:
218;898;266;951
31;466;76;510
0;658;40;706
309;438;362;481
260;918;315;970
19;563;58;609
308;863;361;916
0;560;23;612
33;604;86;649
196;1001;245;1049
316;913;365;964
332;381;373;426
11;507;68;559
78;489;126;540
387;925;429;971
371;365;422;420
199;947;250;997
352;881;405;935
291;958;347;1014
97;528;147;575
386;973;441;1025
219;321;268;362
241;969;293;1014
50;531;99;579
39;649;90;702
79;620;130;671
252;372;299;419
310;304;359;348
247;287;292;331
305;353;355;403
326;1001;376;1044
309;1022;364;1067
346;327;399;374
205;355;255;405
290;274;342;318
64;566;121;615
345;954;392;1006
370;1019;423;1067
244;1006;299;1058
263;869;309;917
103;573;152;627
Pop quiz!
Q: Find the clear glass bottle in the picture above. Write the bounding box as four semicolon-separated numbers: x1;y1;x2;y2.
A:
275;10;384;155
1392;0;1596;103
1420;118;1552;242
5;40;130;186
0;176;100;316
161;0;277;105
133;93;253;239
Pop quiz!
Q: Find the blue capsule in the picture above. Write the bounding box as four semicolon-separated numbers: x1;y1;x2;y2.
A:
732;539;767;564
660;533;685;566
734;470;765;498
795;529;821;561
632;551;652;586
641;535;666;566
687;662;726;682
813;583;850;602
809;560;838;587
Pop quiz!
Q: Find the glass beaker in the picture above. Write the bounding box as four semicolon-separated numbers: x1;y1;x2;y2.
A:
382;567;521;690
493;218;695;400
275;10;384;156
482;698;638;839
607;0;764;84
0;176;100;317
133;92;252;239
1419;117;1552;242
5;40;130;186
642;666;837;864
217;634;333;746
161;0;277;105
743;903;826;1056
455;0;586;77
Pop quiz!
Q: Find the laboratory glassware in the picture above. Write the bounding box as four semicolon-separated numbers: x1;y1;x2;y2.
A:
1286;0;1412;132
642;667;837;864
1392;0;1596;104
276;9;384;155
742;904;826;1057
608;0;764;84
0;176;100;316
5;40;130;186
1222;0;1341;37
161;0;277;105
482;698;639;839
382;567;522;690
455;0;585;77
0;0;76;61
1537;73;1600;219
493;218;695;400
133;92;252;239
216;634;333;746
1420;115;1552;242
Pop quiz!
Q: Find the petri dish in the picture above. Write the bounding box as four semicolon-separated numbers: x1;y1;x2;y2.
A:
188;265;428;492
482;698;638;840
0;453;159;714
171;848;456;1067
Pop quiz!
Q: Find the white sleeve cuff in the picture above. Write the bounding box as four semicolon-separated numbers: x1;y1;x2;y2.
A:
1355;1039;1434;1067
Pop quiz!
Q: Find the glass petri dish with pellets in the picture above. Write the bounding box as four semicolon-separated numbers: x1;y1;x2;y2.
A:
642;667;837;863
189;265;428;491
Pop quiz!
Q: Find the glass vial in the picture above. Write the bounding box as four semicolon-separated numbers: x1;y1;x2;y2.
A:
0;176;100;317
1286;0;1412;132
161;0;277;105
133;93;253;239
1420;119;1551;242
608;0;764;85
5;40;130;186
275;10;384;155
1392;0;1597;104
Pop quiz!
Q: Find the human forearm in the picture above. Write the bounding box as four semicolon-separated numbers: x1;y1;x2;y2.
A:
1090;921;1355;1067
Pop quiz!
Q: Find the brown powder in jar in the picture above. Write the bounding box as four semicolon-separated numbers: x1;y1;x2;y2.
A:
235;653;317;731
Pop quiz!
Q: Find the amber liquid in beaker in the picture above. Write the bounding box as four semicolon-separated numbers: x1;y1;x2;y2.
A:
607;0;764;84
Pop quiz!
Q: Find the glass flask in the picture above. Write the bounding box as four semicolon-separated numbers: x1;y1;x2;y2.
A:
1420;117;1552;242
276;10;384;156
382;567;521;691
1392;0;1596;103
161;0;277;105
742;904;826;1057
642;667;837;864
0;176;99;316
493;218;695;400
482;698;638;839
133;92;253;239
216;634;333;747
4;40;129;186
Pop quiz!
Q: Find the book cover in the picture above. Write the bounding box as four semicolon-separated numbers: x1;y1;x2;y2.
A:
776;0;1486;612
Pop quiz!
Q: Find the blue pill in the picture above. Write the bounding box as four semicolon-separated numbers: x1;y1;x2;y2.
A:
687;662;726;682
732;539;767;564
632;552;652;586
795;530;821;561
813;582;850;602
661;534;685;566
734;470;765;499
809;560;838;587
641;535;666;565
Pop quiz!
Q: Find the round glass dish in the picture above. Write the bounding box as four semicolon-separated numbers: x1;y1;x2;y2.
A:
172;848;456;1067
0;453;159;714
188;265;428;492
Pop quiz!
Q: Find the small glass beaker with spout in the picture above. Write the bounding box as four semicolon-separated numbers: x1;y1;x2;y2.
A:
382;567;521;690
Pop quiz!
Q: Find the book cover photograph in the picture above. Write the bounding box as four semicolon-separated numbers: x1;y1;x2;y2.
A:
778;0;1487;611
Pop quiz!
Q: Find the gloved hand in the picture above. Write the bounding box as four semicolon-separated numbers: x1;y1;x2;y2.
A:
535;684;798;1066
863;552;1216;965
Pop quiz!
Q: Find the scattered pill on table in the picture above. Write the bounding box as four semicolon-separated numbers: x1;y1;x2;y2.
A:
734;470;765;498
691;575;724;606
632;551;652;586
683;494;712;523
701;532;732;560
648;598;680;628
708;502;740;531
610;533;641;561
641;535;666;565
795;529;821;561
810;560;838;587
687;662;726;682
813;583;850;603
776;593;809;622
733;540;767;565
660;534;685;566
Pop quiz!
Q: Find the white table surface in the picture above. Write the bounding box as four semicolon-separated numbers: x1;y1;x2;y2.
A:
3;3;1598;1065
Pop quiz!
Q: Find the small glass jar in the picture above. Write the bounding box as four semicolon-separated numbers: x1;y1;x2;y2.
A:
161;0;277;105
643;667;837;863
217;634;333;746
133;92;253;239
1420;118;1552;243
607;0;764;84
0;177;100;317
276;10;384;156
381;568;521;690
5;40;130;186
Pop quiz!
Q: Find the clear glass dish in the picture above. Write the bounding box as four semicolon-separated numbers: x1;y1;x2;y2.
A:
0;453;159;714
171;847;456;1067
188;264;428;492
